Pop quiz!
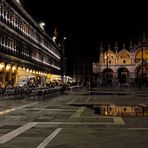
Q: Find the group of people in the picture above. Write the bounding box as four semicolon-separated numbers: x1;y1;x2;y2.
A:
83;81;91;90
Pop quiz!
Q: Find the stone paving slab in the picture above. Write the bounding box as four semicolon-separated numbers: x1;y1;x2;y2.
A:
47;128;148;148
0;87;148;147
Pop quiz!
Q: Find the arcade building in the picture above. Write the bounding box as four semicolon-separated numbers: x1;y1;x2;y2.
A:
0;0;62;87
93;40;148;86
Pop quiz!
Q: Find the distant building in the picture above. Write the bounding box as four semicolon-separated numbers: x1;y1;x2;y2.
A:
0;0;61;87
93;40;148;86
72;58;94;84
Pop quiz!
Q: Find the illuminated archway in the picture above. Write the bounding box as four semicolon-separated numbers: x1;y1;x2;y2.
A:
11;65;17;86
0;62;5;71
0;62;5;87
5;64;12;86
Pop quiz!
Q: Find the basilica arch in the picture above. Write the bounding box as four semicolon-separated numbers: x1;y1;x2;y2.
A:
117;67;129;84
135;64;148;86
103;68;114;84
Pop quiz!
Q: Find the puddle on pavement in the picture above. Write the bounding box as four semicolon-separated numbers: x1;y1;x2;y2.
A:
72;104;148;117
82;92;128;96
93;104;148;116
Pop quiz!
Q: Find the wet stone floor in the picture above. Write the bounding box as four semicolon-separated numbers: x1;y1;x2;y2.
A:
0;87;148;148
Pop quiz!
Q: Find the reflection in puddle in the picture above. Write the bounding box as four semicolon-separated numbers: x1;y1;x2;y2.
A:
93;104;148;117
72;104;148;117
90;92;128;96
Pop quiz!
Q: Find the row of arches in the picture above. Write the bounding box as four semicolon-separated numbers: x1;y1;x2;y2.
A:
0;62;49;88
103;68;129;84
0;62;17;87
102;65;148;85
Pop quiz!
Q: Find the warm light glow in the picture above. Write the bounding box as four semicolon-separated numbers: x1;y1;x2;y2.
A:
6;64;11;72
26;68;29;72
105;111;108;115
12;65;17;72
50;74;61;80
22;67;25;71
0;108;15;115
47;73;52;79
0;63;5;71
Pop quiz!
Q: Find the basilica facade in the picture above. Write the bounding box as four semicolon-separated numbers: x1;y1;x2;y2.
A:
93;40;148;86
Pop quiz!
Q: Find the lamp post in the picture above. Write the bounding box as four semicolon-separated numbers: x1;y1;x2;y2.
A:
106;45;110;85
141;44;144;87
39;22;45;30
61;37;66;84
107;52;109;84
52;28;66;84
104;52;109;85
138;32;145;89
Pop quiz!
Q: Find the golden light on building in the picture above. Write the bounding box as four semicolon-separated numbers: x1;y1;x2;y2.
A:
23;67;26;71
12;65;17;72
26;68;29;72
93;42;148;86
47;73;52;79
6;64;11;72
0;63;5;71
136;49;148;59
50;74;61;81
29;69;33;73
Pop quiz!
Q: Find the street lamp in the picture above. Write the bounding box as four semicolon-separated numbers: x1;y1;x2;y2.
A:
61;37;66;83
141;44;144;87
51;28;66;83
138;32;146;89
53;28;58;42
53;36;56;42
16;0;21;4
140;32;146;88
105;45;110;85
39;22;45;30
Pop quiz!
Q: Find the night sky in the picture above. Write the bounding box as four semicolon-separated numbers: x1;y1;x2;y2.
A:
21;0;148;60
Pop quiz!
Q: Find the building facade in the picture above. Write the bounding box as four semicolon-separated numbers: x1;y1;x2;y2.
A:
93;41;148;86
0;0;61;87
72;58;94;84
